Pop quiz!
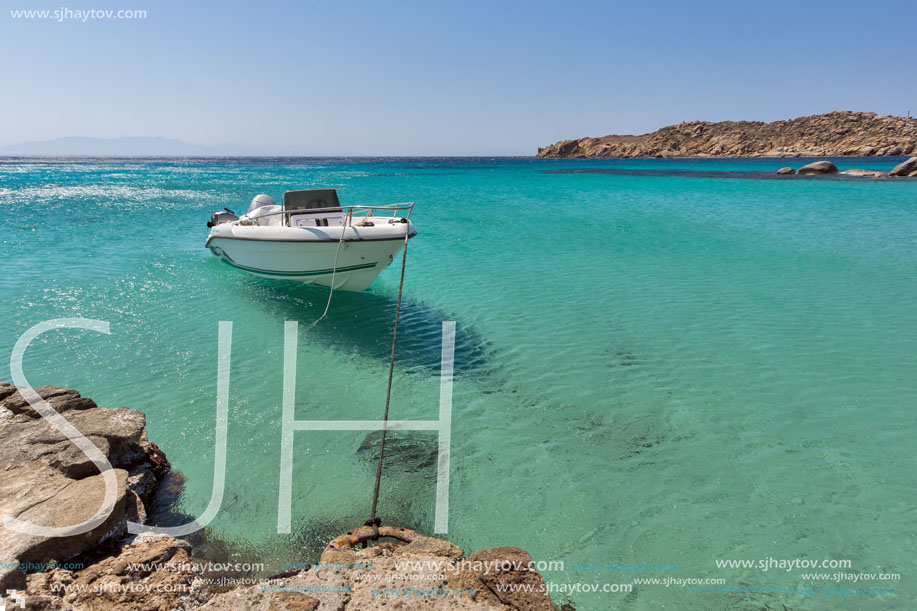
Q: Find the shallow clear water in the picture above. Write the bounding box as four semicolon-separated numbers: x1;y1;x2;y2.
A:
1;157;915;609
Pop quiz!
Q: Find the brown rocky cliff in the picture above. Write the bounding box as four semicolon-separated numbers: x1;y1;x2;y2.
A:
537;111;917;158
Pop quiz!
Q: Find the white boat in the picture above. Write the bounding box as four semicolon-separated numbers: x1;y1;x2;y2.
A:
205;188;416;292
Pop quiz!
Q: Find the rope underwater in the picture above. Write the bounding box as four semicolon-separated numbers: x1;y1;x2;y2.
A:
365;222;411;541
296;214;411;543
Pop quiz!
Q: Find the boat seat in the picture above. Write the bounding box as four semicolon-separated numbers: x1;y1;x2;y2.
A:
290;213;343;227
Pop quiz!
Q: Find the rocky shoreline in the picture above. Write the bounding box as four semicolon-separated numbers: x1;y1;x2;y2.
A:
773;157;917;177
537;111;917;159
0;384;558;610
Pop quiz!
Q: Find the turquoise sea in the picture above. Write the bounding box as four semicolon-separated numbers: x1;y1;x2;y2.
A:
1;157;915;609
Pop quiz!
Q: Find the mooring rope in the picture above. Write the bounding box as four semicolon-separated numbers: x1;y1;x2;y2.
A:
366;222;411;535
305;223;348;330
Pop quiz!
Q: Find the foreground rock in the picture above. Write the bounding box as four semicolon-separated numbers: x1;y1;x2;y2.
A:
0;383;170;593
201;536;554;610
889;156;917;176
22;530;556;611
24;534;207;611
796;160;838;174
776;167;795;175
537;111;917;158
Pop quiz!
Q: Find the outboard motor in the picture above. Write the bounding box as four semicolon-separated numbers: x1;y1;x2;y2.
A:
248;194;276;213
207;208;239;228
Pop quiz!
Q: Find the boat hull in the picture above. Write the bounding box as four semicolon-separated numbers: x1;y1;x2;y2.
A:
206;222;415;292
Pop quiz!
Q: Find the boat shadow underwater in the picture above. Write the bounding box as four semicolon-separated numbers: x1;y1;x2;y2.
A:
238;277;491;377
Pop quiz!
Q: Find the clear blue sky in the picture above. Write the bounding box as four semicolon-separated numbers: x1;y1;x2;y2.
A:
1;0;915;155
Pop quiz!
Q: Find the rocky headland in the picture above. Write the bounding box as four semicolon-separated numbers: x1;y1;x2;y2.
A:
0;383;558;610
537;111;917;159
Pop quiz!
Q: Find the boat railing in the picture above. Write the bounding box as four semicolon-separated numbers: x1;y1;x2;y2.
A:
339;202;415;228
242;202;414;227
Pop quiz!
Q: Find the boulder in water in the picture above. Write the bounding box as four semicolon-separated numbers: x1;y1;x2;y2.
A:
841;168;887;177
889;156;917;176
797;160;838;174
